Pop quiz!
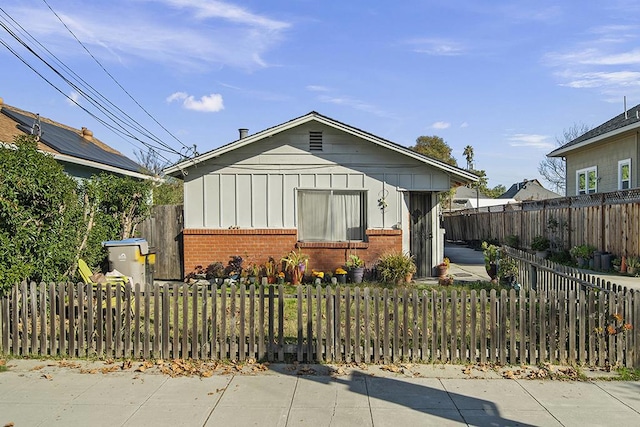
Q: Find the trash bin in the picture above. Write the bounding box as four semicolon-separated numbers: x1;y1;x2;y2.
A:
102;238;155;288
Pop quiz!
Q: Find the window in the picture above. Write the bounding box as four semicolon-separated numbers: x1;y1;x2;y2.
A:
576;166;597;195
298;189;366;241
618;159;631;190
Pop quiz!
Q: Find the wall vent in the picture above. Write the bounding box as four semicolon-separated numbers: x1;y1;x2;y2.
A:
309;131;323;151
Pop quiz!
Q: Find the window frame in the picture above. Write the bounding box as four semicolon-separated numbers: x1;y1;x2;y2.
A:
296;188;367;242
576;166;597;195
618;158;631;190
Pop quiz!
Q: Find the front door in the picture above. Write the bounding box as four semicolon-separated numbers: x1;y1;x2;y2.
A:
409;193;432;277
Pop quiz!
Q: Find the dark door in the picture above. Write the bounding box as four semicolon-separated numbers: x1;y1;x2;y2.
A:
409;193;432;277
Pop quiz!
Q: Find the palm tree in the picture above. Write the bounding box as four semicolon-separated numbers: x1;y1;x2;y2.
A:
463;145;474;170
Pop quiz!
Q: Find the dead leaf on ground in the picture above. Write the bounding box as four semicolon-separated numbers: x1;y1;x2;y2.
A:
41;374;52;380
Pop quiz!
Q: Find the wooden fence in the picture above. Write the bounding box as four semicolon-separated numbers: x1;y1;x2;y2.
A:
138;204;183;280
443;189;640;258
2;277;638;367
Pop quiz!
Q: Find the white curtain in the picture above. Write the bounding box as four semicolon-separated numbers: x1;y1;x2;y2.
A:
298;190;363;241
332;192;362;241
299;191;331;240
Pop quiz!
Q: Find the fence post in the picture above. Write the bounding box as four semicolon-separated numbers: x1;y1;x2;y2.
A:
530;263;537;291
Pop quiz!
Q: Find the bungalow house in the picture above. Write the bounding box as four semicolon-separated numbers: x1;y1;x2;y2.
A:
165;111;477;278
498;179;561;202
0;98;148;180
547;104;640;195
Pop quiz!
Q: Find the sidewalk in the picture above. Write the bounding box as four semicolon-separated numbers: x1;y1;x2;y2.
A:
1;359;639;426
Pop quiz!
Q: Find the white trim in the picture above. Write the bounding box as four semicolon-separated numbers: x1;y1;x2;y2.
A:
164;112;478;184
618;158;632;190
548;121;640;157
576;166;597;195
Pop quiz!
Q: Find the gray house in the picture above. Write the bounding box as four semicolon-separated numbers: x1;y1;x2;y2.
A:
548;104;640;195
165;111;477;277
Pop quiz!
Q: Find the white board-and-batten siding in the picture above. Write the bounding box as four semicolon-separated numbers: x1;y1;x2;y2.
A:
182;123;450;230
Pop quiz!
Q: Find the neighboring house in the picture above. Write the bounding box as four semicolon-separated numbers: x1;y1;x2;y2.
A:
449;185;515;210
0;98;148;180
165;111;478;278
547;104;640;195
499;179;561;201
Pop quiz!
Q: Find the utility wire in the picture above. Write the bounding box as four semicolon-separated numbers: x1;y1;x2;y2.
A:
0;8;180;160
40;0;193;155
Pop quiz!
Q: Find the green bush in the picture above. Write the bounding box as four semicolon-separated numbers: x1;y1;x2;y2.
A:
375;251;416;284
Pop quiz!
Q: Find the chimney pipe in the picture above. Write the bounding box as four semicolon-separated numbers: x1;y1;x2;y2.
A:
239;128;248;139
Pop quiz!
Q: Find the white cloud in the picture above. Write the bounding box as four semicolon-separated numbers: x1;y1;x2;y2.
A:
406;38;465;56
66;91;80;106
316;94;392;118
431;121;451;130
4;2;290;70
167;92;224;112
508;133;553;149
460;122;469;128
306;85;331;92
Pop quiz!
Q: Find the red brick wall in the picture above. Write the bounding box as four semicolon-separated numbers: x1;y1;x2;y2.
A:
182;228;402;277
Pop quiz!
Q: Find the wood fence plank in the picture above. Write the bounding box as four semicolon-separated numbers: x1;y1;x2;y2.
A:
440;290;447;362
354;287;361;364
558;290;566;364
336;287;342;362
402;289;409;361
250;285;256;361
144;285;151;359
239;285;245;361
67;283;75;357
499;290;506;365
297;286;303;362
383;288;390;364
364;288;370;363
480;290;486;364
345;287;351;363
568;290;576;364
257;285;264;361
212;285;218;360
393;289;400;362
421;290;428;361
470;290;477;363
316;285;323;362
326;287;333;362
267;285;274;362
59;284;66;356
30;283;38;355
509;289;516;364
538;291;546;363
432;290;438;362
451;290;458;363
162;283;170;358
39;284;47;355
229;285;236;361
412;289;419;362
373;288;380;363
278;285;284;362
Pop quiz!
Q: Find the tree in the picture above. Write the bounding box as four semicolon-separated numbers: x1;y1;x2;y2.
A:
463;145;474;170
0;135;82;289
410;135;458;166
539;123;590;195
135;147;183;205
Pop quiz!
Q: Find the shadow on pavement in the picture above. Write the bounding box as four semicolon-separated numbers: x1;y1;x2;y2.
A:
269;364;536;426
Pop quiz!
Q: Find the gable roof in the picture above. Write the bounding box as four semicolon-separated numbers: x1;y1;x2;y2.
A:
548;103;640;157
0;101;148;179
165;111;478;185
499;179;561;200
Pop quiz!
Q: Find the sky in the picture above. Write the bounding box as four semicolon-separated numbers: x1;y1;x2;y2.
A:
2;0;640;192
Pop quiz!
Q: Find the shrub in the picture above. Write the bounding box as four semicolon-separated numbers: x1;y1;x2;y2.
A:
531;235;550;251
376;251;416;284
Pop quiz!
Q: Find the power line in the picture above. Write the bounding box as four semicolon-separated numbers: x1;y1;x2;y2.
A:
0;7;194;163
40;0;192;154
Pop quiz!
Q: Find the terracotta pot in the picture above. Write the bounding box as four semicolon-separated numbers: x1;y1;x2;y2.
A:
405;273;413;283
436;265;448;278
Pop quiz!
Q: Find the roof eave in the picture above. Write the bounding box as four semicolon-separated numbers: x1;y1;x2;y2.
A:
53;152;153;180
548;121;640;157
165;112;479;185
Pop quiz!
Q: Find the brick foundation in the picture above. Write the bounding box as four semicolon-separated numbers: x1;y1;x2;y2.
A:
182;228;402;278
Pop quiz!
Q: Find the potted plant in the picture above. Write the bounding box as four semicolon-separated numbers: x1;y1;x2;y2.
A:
375;251;416;284
345;253;365;284
264;257;277;284
612;257;621;272
224;255;244;281
436;257;450;278
281;249;309;285
531;235;550;259
569;245;595;268
334;267;348;284
497;255;518;286
481;241;499;280
205;262;225;286
626;256;639;275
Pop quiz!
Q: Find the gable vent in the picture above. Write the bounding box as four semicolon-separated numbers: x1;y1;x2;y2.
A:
309;131;323;151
